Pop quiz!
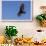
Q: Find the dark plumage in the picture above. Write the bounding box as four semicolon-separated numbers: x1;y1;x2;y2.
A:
18;3;25;16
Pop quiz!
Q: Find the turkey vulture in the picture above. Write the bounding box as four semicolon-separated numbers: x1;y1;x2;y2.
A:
18;3;26;16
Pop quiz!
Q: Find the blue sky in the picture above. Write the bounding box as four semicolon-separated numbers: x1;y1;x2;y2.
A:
2;1;32;20
2;0;30;1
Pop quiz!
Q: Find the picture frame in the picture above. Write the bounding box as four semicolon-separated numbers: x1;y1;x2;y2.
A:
2;0;33;21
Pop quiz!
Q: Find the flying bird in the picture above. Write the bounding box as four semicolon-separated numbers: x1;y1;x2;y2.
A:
18;3;26;16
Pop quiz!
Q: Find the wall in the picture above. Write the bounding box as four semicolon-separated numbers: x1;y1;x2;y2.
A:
0;0;46;40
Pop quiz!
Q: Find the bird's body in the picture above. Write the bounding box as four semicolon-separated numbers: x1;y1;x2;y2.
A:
18;3;26;16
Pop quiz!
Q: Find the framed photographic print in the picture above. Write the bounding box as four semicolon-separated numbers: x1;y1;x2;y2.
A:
2;0;32;21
